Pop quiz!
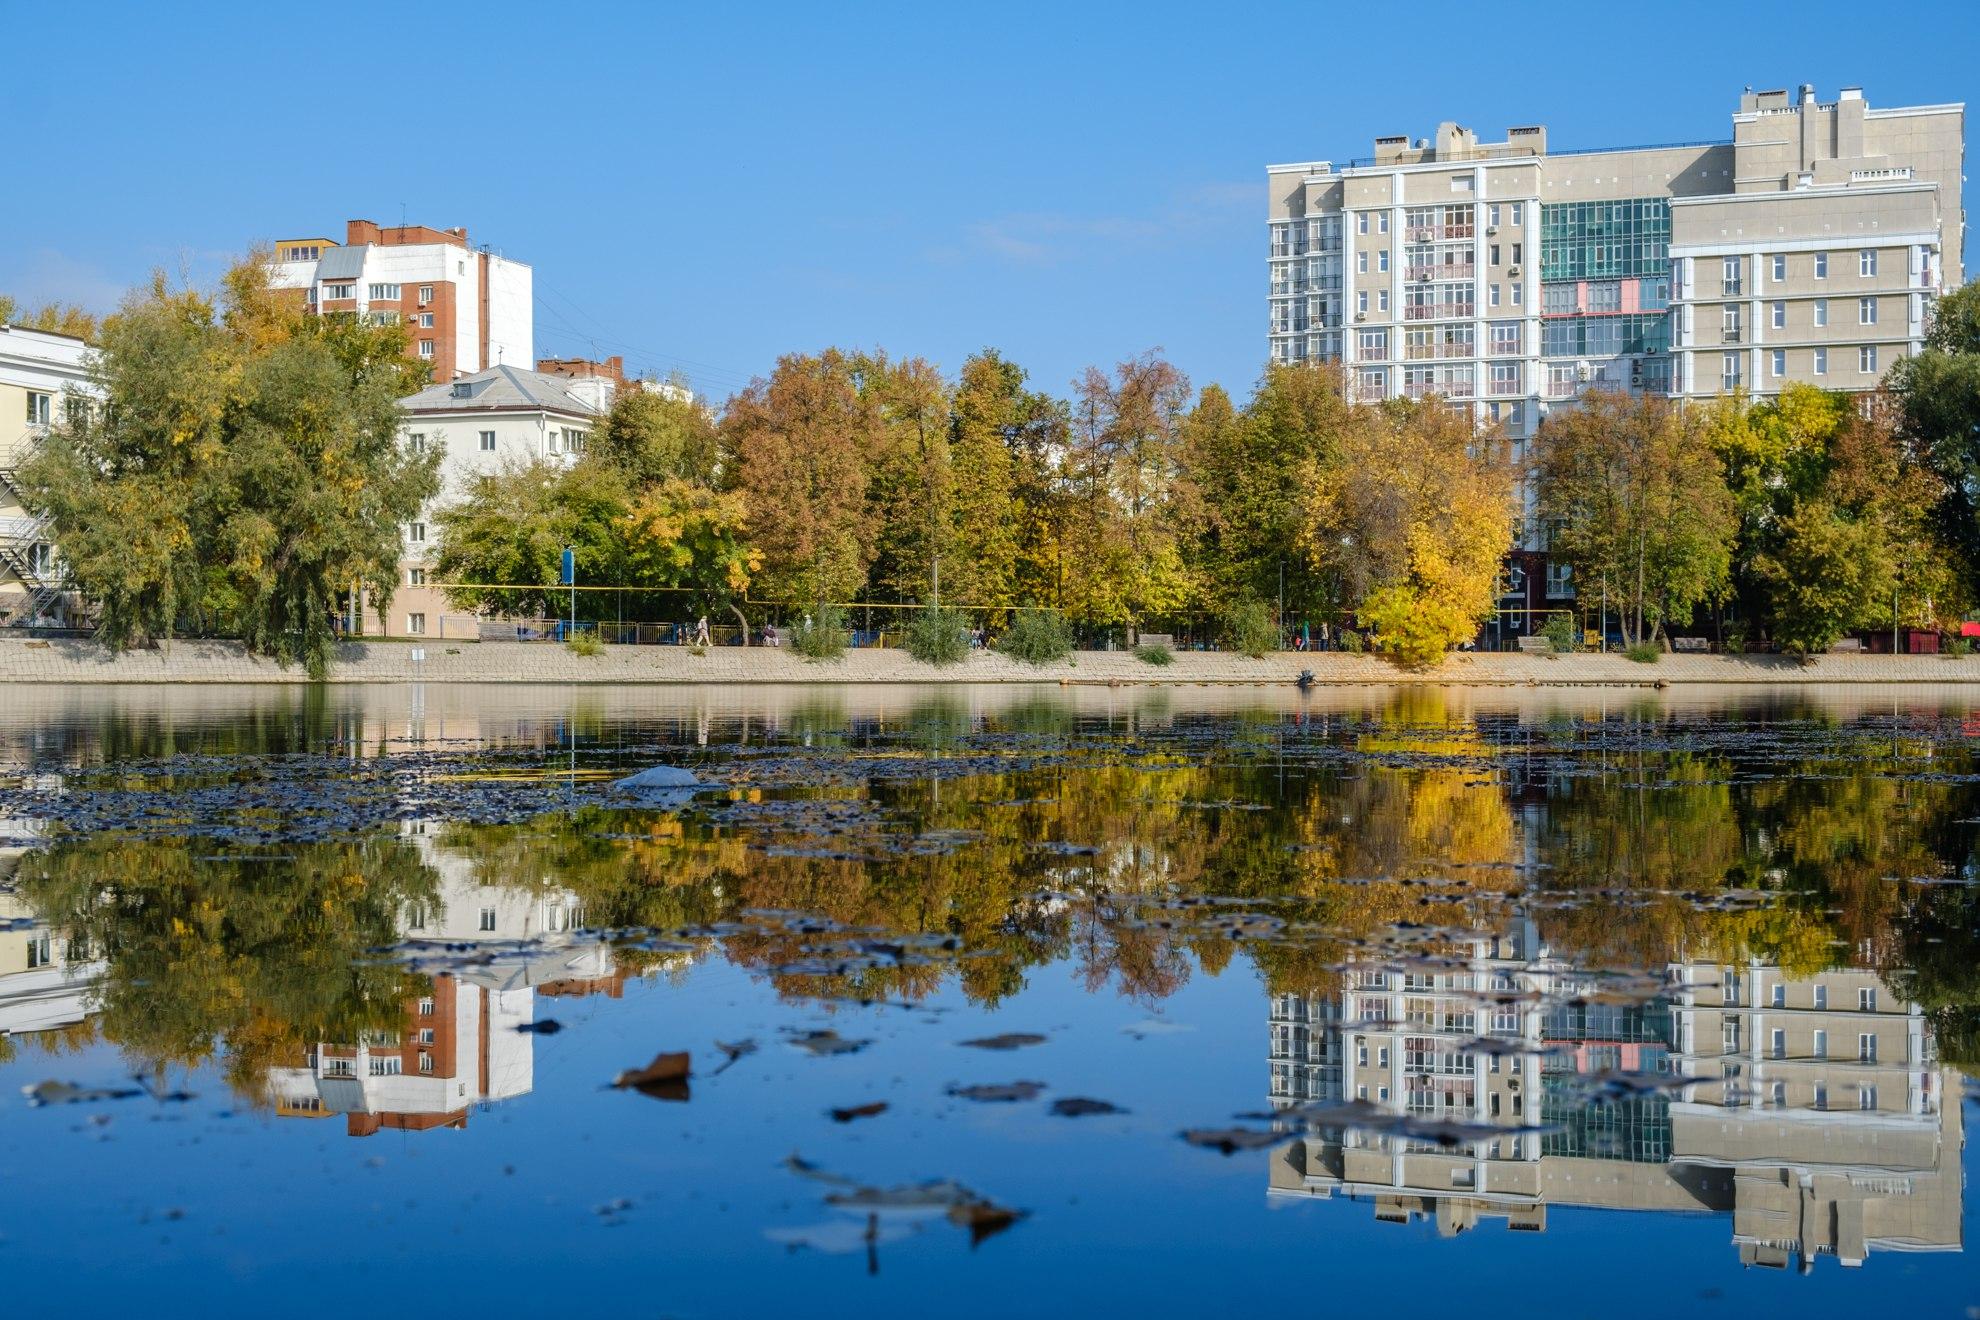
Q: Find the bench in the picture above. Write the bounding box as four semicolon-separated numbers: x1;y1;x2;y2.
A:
1515;635;1552;655
1137;633;1174;650
1671;637;1710;653
1828;637;1866;653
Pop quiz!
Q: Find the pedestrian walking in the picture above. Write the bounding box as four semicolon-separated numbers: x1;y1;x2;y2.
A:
694;615;711;647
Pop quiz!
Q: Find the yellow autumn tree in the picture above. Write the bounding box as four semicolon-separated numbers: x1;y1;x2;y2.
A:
1302;398;1515;667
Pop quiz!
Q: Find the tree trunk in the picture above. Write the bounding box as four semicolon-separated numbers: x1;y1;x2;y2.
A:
727;601;749;646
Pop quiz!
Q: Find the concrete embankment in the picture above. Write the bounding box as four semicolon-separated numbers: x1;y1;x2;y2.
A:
2;636;1978;686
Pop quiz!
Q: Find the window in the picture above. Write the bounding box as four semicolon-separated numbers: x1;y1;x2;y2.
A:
1587;280;1622;312
1771;300;1786;329
566;429;587;453
407;567;426;587
1771;253;1786;282
323;283;354;299
479;907;497;932
1859;345;1877;374
1356;251;1368;274
1510;203;1523;226
1721;255;1741;293
1814;1081;1828;1110
418;1028;435;1044
25;391;51;425
1490;361;1521;394
1356;328;1388;358
418;1054;435;1074
1859;297;1878;325
1771;349;1786;378
1377;249;1389;273
1356;291;1369;315
1722;351;1742;390
418;285;434;304
1490;321;1520;354
420;312;434;328
1770;1028;1785;1059
1489;284;1500;307
1813;347;1827;376
1813;298;1828;326
1859;1085;1877;1110
367;282;400;301
1489;204;1501;227
479;430;496;451
1377;289;1389;312
1510;282;1522;306
1771;983;1786;1008
1490;243;1501;266
369;1056;401;1077
407;522;426;543
1814;985;1828;1009
63;395;89;424
417;997;435;1016
1546;560;1572;598
1355;367;1388;399
1771;1081;1786;1108
1859;249;1877;277
1858;987;1876;1012
406;613;425;635
418;340;435;359
407;432;427;454
1857;1033;1876;1062
1722;303;1742;339
1814;252;1828;279
1813;1029;1828;1058
1377;212;1389;234
1356;212;1369;235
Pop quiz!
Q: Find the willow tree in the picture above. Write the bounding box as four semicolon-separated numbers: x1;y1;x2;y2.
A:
1302;398;1515;666
1534;391;1734;646
17;257;436;676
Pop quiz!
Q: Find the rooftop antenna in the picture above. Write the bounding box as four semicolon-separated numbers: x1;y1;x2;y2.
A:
400;201;407;230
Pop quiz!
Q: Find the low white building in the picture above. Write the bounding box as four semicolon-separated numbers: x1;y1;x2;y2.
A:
0;325;98;625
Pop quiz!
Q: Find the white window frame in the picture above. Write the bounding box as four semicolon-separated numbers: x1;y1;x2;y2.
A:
418;340;435;359
1859;249;1877;277
406;612;426;636
1771;253;1786;282
1859;297;1877;325
1813;347;1827;376
1770;349;1785;377
1771;301;1786;329
1859;345;1877;374
1813;298;1828;327
1814;252;1828;279
479;430;496;451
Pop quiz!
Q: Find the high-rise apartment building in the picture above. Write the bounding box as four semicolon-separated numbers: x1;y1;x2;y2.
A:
1266;84;1962;420
1266;84;1962;631
267;219;533;383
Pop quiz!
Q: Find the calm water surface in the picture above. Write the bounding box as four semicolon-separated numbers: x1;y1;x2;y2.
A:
0;683;1975;1317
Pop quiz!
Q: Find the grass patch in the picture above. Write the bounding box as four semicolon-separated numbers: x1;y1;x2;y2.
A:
1134;643;1173;666
995;609;1074;666
1625;642;1661;664
565;630;605;657
905;604;970;666
790;604;848;662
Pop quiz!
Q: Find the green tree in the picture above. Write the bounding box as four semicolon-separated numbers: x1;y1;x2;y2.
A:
1890;281;1980;587
434;459;630;618
856;353;954;604
590;383;719;486
943;351;1028;606
17;260;436;676
1535;391;1734;646
619;478;760;635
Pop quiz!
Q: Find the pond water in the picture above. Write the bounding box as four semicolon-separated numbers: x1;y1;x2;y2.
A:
0;683;1974;1317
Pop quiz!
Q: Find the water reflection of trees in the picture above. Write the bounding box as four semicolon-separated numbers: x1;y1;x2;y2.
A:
10;692;1979;1095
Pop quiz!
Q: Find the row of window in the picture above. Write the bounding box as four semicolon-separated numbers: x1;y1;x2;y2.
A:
1719;249;1878;291
1724;344;1882;388
1722;296;1884;333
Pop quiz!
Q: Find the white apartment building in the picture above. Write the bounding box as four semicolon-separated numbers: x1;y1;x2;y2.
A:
267;219;533;384
0;324;98;626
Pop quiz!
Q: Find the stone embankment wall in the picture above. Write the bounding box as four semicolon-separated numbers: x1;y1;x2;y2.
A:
3;637;1978;686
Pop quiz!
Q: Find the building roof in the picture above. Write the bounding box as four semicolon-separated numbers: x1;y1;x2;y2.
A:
402;364;608;419
315;246;368;281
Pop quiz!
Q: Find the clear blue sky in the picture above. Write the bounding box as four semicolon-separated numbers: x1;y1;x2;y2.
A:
3;0;1973;404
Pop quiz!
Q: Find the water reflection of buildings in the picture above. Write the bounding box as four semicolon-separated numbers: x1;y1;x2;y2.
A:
1267;922;1963;1272
264;824;627;1136
0;812;104;1044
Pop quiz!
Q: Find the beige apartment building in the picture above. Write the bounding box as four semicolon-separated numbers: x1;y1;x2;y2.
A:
1267;930;1962;1271
1266;82;1962;619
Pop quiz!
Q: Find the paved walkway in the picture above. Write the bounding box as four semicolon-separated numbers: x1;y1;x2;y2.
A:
3;636;1978;686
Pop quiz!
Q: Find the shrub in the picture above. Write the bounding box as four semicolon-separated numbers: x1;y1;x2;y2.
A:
995;609;1074;666
1134;643;1173;666
1722;624;1748;656
1625;642;1661;664
1339;628;1365;654
1223;599;1278;658
566;629;604;657
790;604;848;662
905;604;970;667
1540;611;1579;654
1945;635;1973;658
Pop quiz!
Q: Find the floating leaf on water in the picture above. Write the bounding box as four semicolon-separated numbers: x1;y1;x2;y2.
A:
612;1051;691;1101
958;1033;1047;1051
787;1029;871;1057
947;1081;1046;1103
1050;1097;1126;1118
947;1199;1027;1248
1180;1127;1281;1155
829;1101;889;1123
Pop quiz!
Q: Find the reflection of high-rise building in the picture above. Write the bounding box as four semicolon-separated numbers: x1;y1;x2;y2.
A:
1268;928;1963;1271
0;815;104;1043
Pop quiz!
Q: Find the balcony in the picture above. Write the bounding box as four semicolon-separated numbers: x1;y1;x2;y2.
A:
1406;263;1476;282
1722;325;1743;344
1545;377;1581;399
1404;302;1476;322
1407;224;1474;243
1404;379;1475;400
1404;340;1475;360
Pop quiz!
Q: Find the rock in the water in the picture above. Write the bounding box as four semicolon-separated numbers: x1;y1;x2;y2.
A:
613;765;701;793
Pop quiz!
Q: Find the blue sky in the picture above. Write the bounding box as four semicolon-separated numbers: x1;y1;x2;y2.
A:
3;1;1974;404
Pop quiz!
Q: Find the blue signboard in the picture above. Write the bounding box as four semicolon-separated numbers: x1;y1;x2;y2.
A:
560;548;575;586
